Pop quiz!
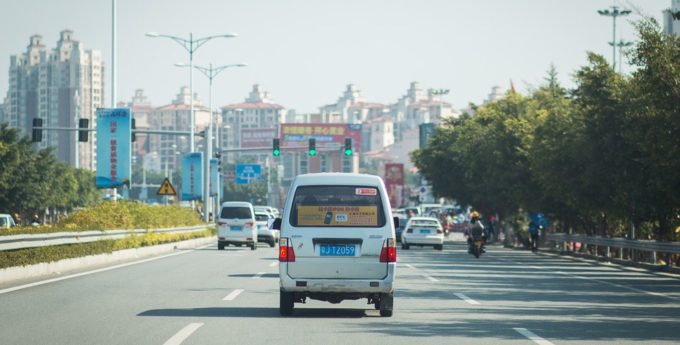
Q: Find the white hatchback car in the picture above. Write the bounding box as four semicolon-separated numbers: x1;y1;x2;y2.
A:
273;173;398;317
401;217;444;251
217;202;257;250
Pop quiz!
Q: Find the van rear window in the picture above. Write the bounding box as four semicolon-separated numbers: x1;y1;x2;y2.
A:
290;186;386;227
220;207;251;219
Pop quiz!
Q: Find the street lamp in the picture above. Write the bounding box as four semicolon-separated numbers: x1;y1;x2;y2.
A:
432;88;450;121
609;39;634;74
146;31;238;153
598;6;631;70
176;62;247;222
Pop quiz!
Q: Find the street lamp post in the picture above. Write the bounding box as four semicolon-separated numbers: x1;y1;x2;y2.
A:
176;63;247;222
431;88;449;121
609;39;634;74
146;32;237;153
598;6;631;70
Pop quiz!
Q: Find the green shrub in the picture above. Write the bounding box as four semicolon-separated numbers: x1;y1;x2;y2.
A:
0;229;214;269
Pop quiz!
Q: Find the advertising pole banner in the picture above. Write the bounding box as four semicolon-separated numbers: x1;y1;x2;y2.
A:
182;152;203;201
210;159;219;196
419;123;435;149
95;108;131;188
384;163;404;208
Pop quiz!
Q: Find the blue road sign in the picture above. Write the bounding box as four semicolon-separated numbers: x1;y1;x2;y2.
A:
235;164;261;185
95;108;131;188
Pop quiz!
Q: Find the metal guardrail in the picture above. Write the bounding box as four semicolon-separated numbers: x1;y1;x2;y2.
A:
546;232;680;266
0;225;210;251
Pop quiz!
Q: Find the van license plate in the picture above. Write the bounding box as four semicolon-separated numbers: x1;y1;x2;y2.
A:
420;229;430;234
230;226;242;231
320;244;356;256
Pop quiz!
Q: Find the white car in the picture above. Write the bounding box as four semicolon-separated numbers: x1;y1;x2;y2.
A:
217;202;257;250
255;205;280;218
401;217;444;251
255;211;279;247
274;173;398;317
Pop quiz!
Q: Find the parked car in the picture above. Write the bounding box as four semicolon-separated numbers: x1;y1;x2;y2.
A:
217;202;257;250
255;211;278;247
401;216;444;250
275;173;397;317
0;214;16;229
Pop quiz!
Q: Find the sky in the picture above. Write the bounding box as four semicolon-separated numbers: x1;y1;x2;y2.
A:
0;0;672;113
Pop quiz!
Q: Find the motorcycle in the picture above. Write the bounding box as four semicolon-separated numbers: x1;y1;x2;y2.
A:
469;226;484;258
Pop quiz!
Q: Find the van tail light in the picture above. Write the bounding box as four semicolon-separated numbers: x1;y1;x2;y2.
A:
380;238;397;263
245;221;254;228
279;238;296;262
217;221;227;226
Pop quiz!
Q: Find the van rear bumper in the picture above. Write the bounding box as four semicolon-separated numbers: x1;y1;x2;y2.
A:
279;263;395;293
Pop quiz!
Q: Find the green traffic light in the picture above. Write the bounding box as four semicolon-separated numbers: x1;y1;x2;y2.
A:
309;149;317;156
273;149;280;156
344;149;352;156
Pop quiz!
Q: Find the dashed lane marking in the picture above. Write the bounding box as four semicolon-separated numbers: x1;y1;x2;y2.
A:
454;292;480;305
513;328;555;345
222;289;244;301
403;263;438;282
163;323;204;345
269;261;278;267
253;272;265;279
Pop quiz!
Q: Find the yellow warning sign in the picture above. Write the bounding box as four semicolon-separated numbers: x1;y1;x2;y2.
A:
156;178;177;196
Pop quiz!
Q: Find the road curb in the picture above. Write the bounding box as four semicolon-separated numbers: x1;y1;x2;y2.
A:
0;236;216;285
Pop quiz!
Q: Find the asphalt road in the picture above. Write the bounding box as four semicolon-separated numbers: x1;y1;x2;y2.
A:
1;238;679;345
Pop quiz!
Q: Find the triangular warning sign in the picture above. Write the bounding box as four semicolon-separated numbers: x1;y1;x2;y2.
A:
157;178;177;196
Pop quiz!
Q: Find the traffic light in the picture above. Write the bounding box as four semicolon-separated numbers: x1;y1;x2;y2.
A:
273;138;280;156
344;138;353;156
32;118;43;142
308;138;317;156
78;119;89;142
131;118;136;142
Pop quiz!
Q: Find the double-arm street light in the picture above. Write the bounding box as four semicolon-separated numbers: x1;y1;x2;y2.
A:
598;6;631;71
145;32;237;153
609;39;634;74
176;62;247;222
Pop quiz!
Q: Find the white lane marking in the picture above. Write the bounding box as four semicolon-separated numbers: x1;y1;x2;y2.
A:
253;272;265;279
454;292;480;305
402;263;438;281
0;244;210;295
513;328;555;345
222;289;244;301
498;257;680;302
269;261;278;267
163;323;204;345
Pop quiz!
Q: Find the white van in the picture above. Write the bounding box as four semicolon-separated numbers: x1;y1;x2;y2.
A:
217;202;257;250
0;214;16;229
273;173;398;317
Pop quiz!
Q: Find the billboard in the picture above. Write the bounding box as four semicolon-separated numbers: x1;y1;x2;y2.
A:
280;123;362;152
384;163;404;208
210;159;219;196
181;152;203;201
241;128;278;148
95;108;131;188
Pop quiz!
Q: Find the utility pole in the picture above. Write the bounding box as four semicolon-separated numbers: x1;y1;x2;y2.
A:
598;6;631;70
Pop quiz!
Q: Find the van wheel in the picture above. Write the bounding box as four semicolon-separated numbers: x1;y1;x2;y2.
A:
435;244;443;251
269;240;276;248
379;292;393;317
251;243;257;250
401;243;410;250
218;243;225;250
280;291;294;316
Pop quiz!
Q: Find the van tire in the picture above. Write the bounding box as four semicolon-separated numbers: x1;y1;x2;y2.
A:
280;291;294;316
218;243;225;250
402;243;410;250
251;243;257;250
269;240;276;247
435;244;443;251
379;292;394;317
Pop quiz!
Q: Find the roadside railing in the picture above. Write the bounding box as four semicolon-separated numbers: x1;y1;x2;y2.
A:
546;232;680;268
0;225;211;251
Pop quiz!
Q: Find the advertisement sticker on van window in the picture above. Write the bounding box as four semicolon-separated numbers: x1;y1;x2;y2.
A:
297;206;378;226
355;188;377;196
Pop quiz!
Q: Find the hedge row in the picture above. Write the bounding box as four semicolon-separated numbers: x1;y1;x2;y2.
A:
0;229;214;269
3;201;204;236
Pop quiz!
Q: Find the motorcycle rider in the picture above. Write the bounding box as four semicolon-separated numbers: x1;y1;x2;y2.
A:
467;211;485;254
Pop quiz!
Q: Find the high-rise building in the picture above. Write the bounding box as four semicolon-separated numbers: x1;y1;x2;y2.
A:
119;89;154;162
663;0;680;35
5;30;104;169
147;86;209;173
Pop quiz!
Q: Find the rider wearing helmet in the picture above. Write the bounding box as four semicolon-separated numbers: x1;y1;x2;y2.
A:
466;211;485;253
